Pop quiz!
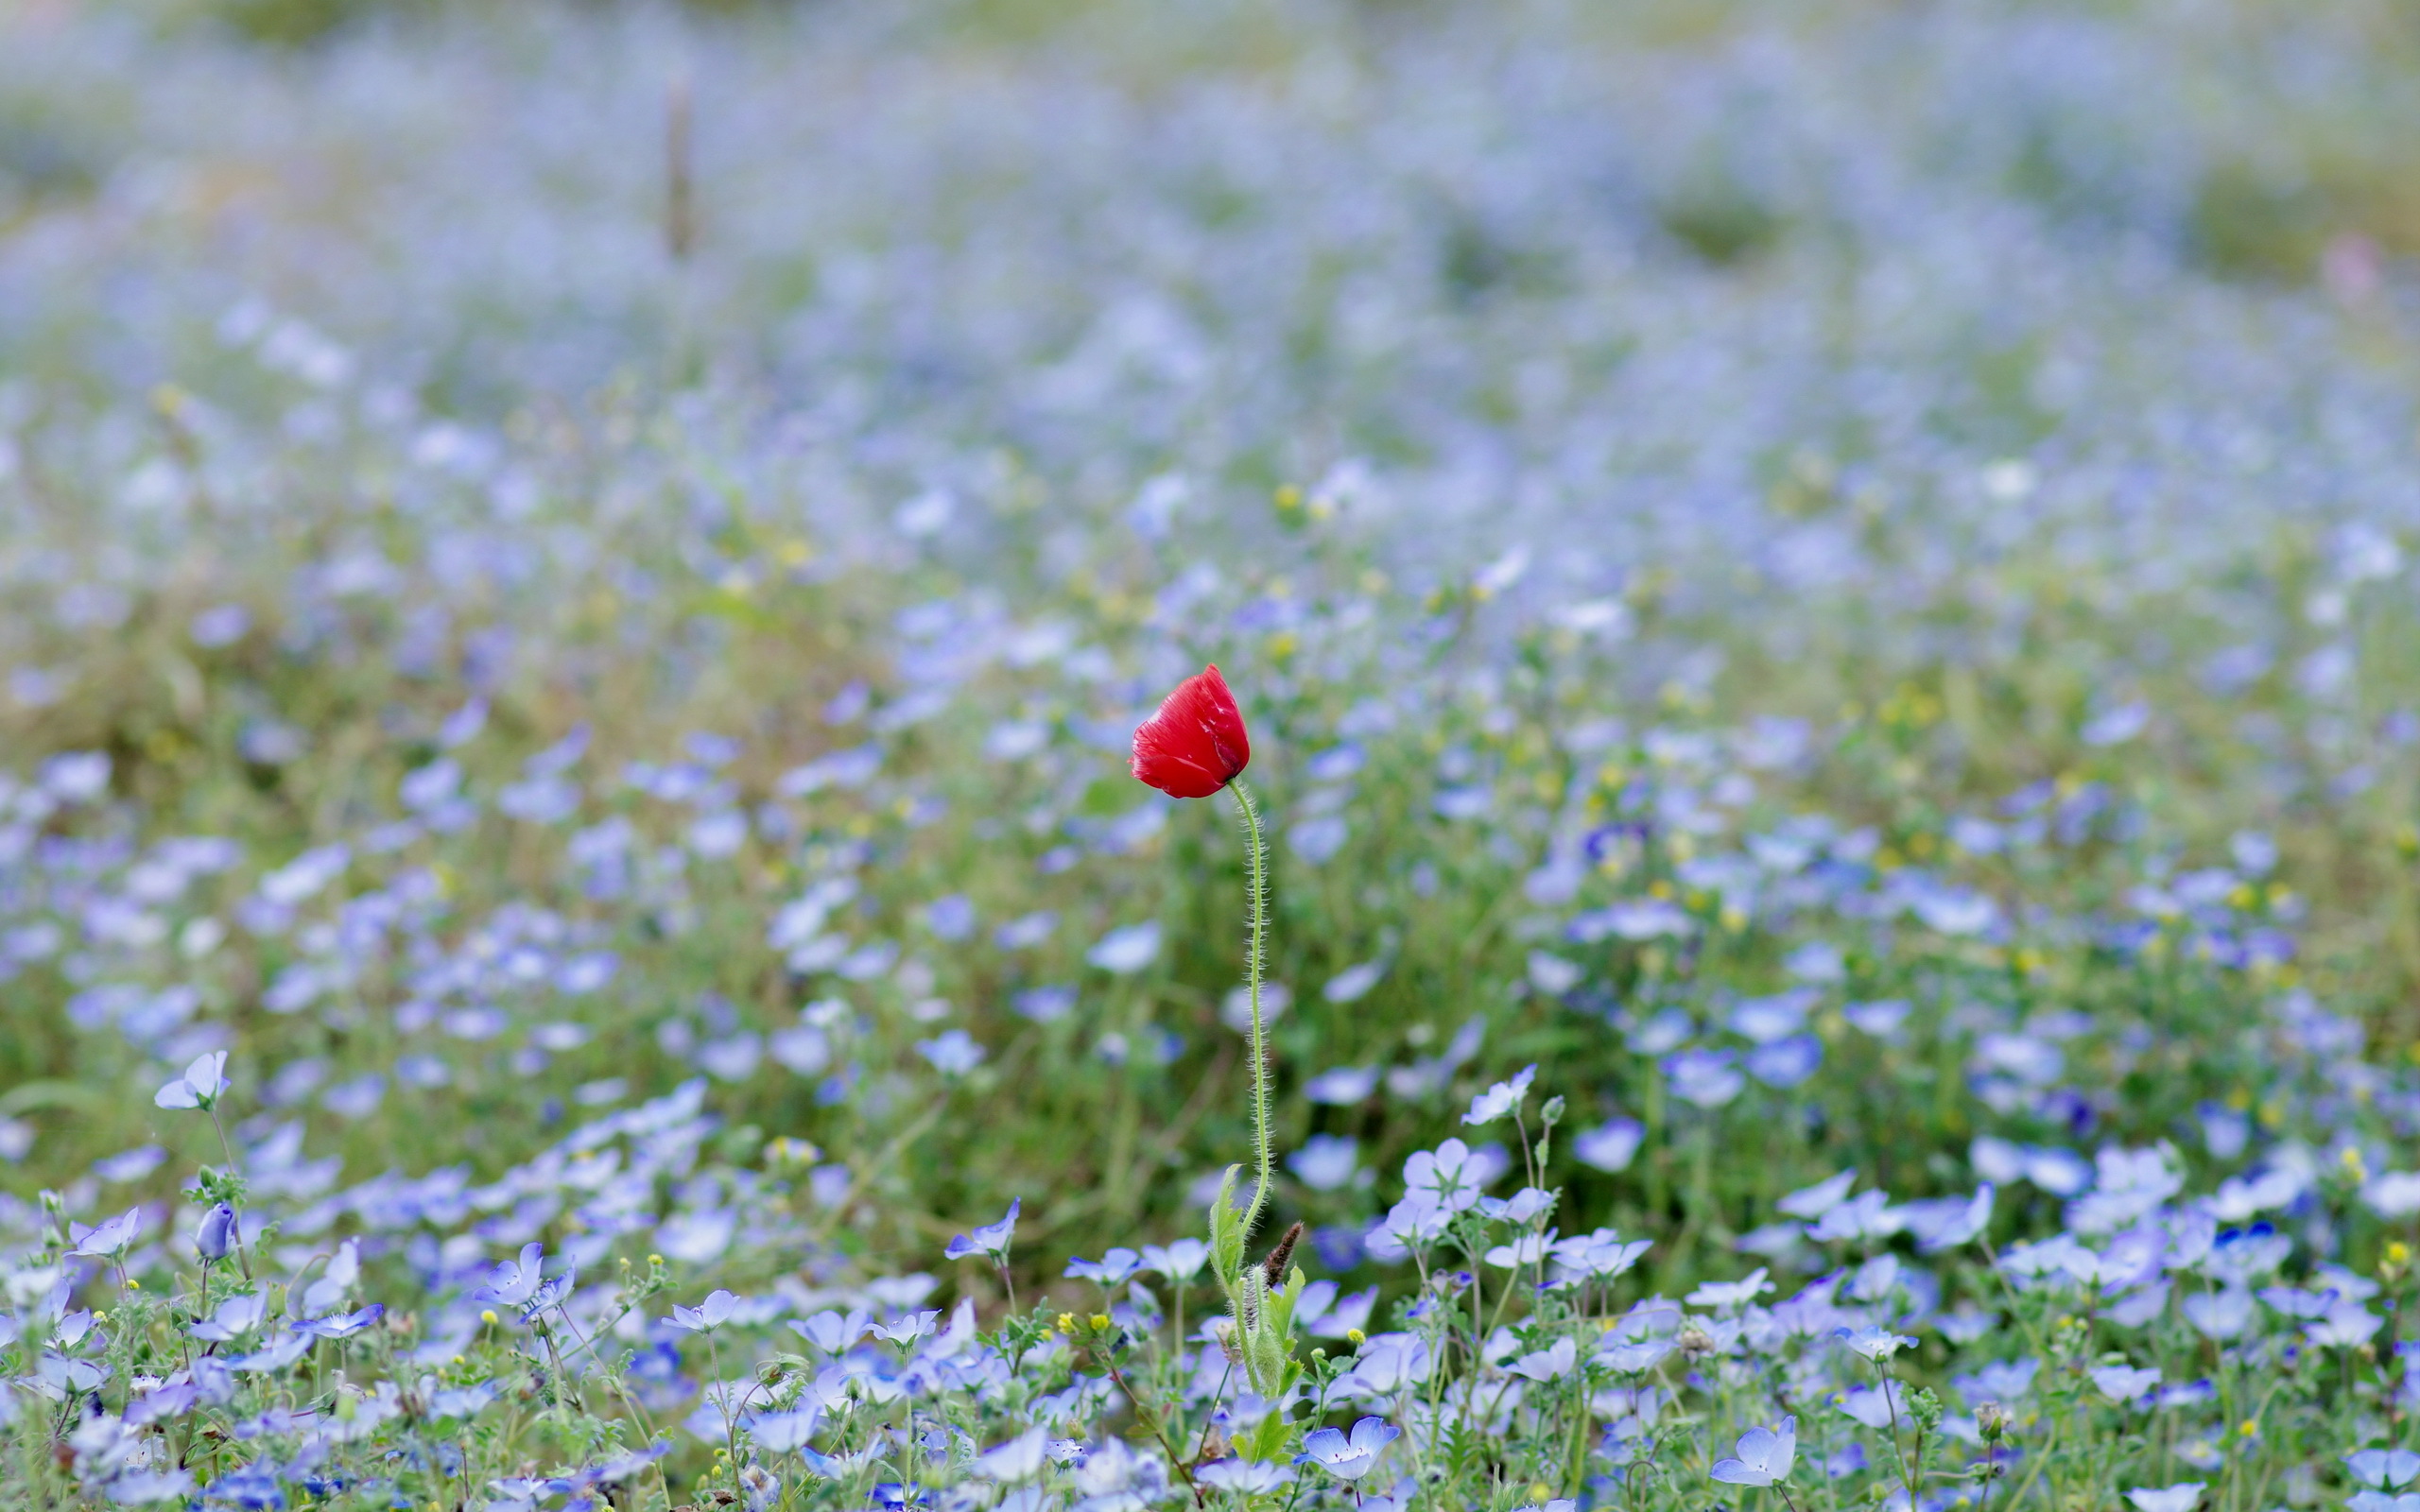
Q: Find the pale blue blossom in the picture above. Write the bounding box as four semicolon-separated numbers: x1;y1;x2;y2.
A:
1710;1417;1796;1487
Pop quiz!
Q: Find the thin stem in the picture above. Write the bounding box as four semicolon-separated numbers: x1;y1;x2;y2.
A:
1229;780;1273;1245
1102;1355;1201;1501
204;1105;253;1281
1877;1365;1918;1511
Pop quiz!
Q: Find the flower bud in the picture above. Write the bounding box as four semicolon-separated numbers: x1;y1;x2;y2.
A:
194;1202;237;1262
1976;1401;2010;1442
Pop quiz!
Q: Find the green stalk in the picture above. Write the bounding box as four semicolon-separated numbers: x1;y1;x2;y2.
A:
1231;778;1274;1242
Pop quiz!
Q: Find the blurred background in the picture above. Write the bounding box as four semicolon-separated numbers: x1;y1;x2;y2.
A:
2;0;2420;1292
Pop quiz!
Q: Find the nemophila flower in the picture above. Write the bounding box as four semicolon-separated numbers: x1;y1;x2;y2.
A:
2182;1286;2253;1340
1595;1336;1671;1373
103;1469;192;1505
203;1465;285;1511
1288;1134;1360;1191
873;1309;941;1346
154;1050;230;1110
2350;1453;2420;1491
1837;1324;1917;1361
944;1198;1019;1263
293;1305;384;1339
1295;1417;1400;1482
1073;1439;1170;1504
1687;1268;1772;1312
1484;1229;1553;1268
1508;1338;1578;1382
194;1202;238;1261
1572;1120;1643;1172
1405;1139;1485;1211
746;1407;823;1454
1710;1417;1796;1487
1664;1048;1743;1108
666;1289;738;1332
1197;1459;1294;1493
1322;960;1386;1003
1835;1384;1900;1429
1462;1064;1537;1125
1086;922;1161;973
2125;1485;2206;1512
68;1207;141;1258
228;1330;312;1373
189;1291;269;1341
973;1427;1050;1483
1479;1186;1555;1224
1305;1065;1380;1104
789;1308;871;1353
916;1029;986;1076
1139;1238;1209;1280
1130;665;1249;798
1903;1183;1996;1252
1338;1334;1433;1396
2307;1302;2383;1348
1065;1248;1143;1284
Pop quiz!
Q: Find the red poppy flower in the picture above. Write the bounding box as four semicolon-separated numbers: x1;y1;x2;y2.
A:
1131;664;1252;799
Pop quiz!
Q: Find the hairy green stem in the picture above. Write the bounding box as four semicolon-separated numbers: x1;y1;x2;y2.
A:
1230;779;1273;1243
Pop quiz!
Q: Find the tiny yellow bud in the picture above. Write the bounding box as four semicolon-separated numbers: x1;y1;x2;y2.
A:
2238;1419;2258;1438
1089;1314;1111;1332
648;1254;664;1265
480;1310;498;1326
1057;1313;1077;1333
1347;1328;1366;1347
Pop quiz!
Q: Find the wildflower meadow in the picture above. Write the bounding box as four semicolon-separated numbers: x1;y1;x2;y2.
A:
4;0;2420;1507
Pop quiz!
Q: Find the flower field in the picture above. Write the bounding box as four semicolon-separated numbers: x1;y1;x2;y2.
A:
5;0;2420;1507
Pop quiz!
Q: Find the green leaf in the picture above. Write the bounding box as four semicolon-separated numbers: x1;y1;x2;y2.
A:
1263;1264;1305;1345
1242;1406;1294;1463
1209;1164;1245;1287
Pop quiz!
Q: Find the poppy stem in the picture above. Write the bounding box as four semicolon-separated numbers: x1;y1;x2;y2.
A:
1229;778;1273;1244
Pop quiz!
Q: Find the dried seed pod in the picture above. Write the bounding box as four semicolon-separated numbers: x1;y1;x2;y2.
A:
1261;1220;1305;1288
